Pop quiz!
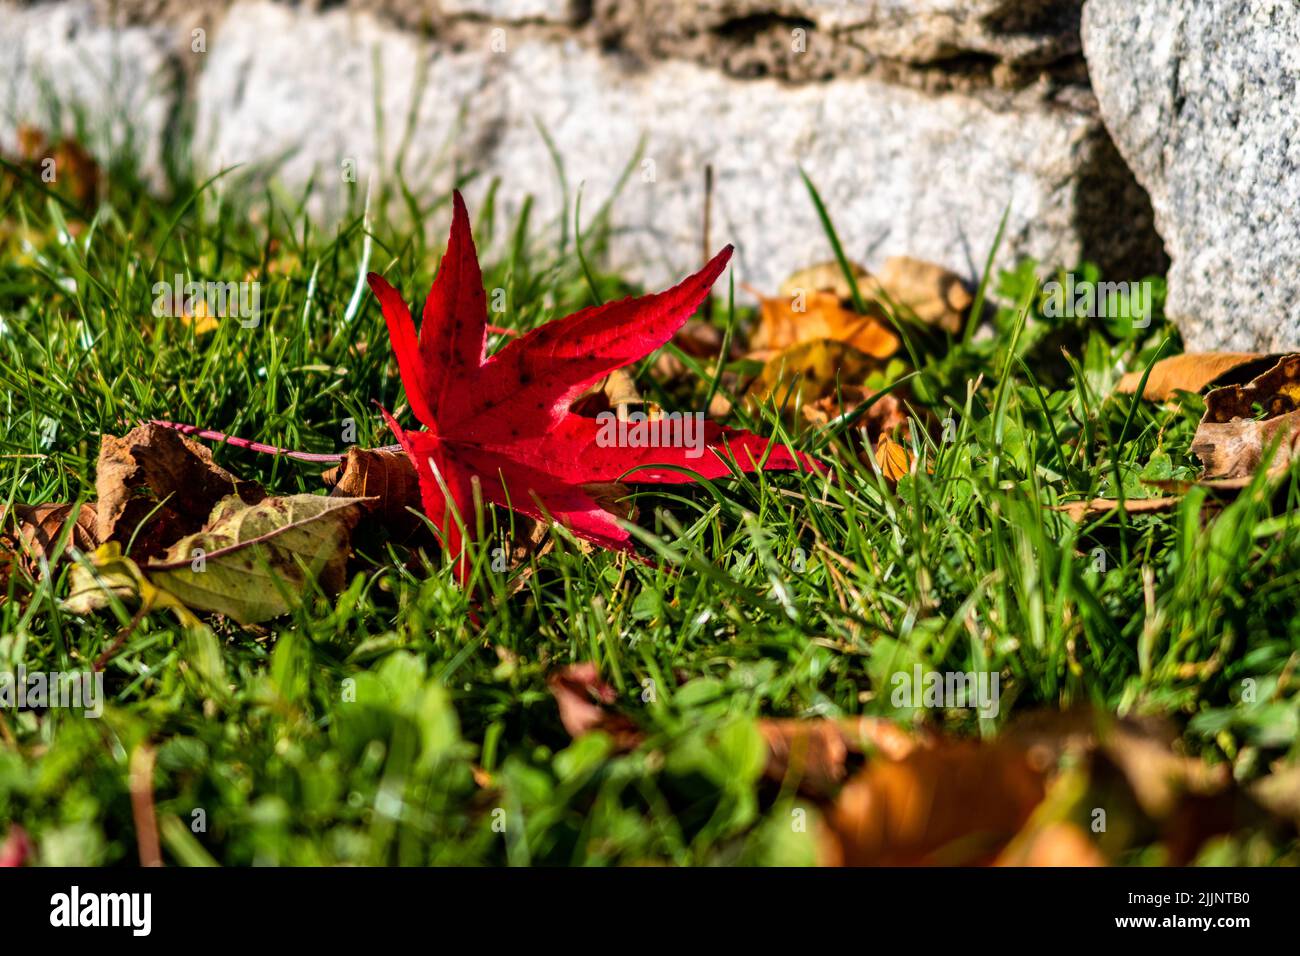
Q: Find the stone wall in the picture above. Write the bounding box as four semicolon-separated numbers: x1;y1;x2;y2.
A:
2;0;1164;294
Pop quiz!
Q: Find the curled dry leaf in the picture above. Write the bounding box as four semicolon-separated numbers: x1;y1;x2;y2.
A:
1117;352;1282;401
6;502;98;572
1191;413;1300;481
324;447;422;535
1192;355;1300;479
870;256;973;335
143;493;369;625
96;423;264;556
546;662;643;752
1053;496;1181;523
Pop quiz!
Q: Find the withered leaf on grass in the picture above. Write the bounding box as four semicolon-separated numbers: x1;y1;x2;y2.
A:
758;716;922;798
869;257;973;335
546;662;643;752
96;423;264;555
323;448;421;534
6;502;98;571
64;542;198;626
745;339;885;411
141;493;368;625
803;709;1265;867
13;125;101;209
1005;710;1251;864
1191;411;1300;480
1053;496;1181;523
801;384;910;443
871;434;913;483
1117;352;1283;401
820;739;1047;866
778;257;972;335
752;290;900;358
1191;355;1300;480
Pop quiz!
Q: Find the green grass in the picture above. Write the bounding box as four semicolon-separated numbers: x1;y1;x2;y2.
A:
1;149;1297;867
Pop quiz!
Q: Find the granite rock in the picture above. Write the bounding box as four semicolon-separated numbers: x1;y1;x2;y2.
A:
193;1;1158;293
1084;0;1300;351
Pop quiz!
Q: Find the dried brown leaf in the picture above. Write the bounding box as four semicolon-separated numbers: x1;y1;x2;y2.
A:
8;502;98;571
871;256;973;335
744;339;885;412
95;423;264;555
820;739;1047;866
1117;352;1282;401
801;385;909;443
1192;408;1300;480
778;261;873;304
323;448;422;534
546;662;642;752
1053;496;1181;523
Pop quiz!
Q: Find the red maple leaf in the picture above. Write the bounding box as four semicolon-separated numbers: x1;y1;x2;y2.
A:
367;191;811;579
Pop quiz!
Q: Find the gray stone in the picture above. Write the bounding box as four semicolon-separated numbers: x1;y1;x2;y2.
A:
0;0;180;189
439;0;583;23
1083;0;1300;351
195;1;1156;295
592;0;1086;88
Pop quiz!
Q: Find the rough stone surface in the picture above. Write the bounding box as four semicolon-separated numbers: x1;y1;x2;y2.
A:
439;0;583;23
0;0;179;188
1084;0;1300;351
593;0;1087;89
192;1;1158;294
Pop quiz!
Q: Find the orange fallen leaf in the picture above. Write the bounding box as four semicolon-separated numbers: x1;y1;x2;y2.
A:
752;290;900;357
820;739;1047;866
1117;352;1281;401
872;433;912;482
